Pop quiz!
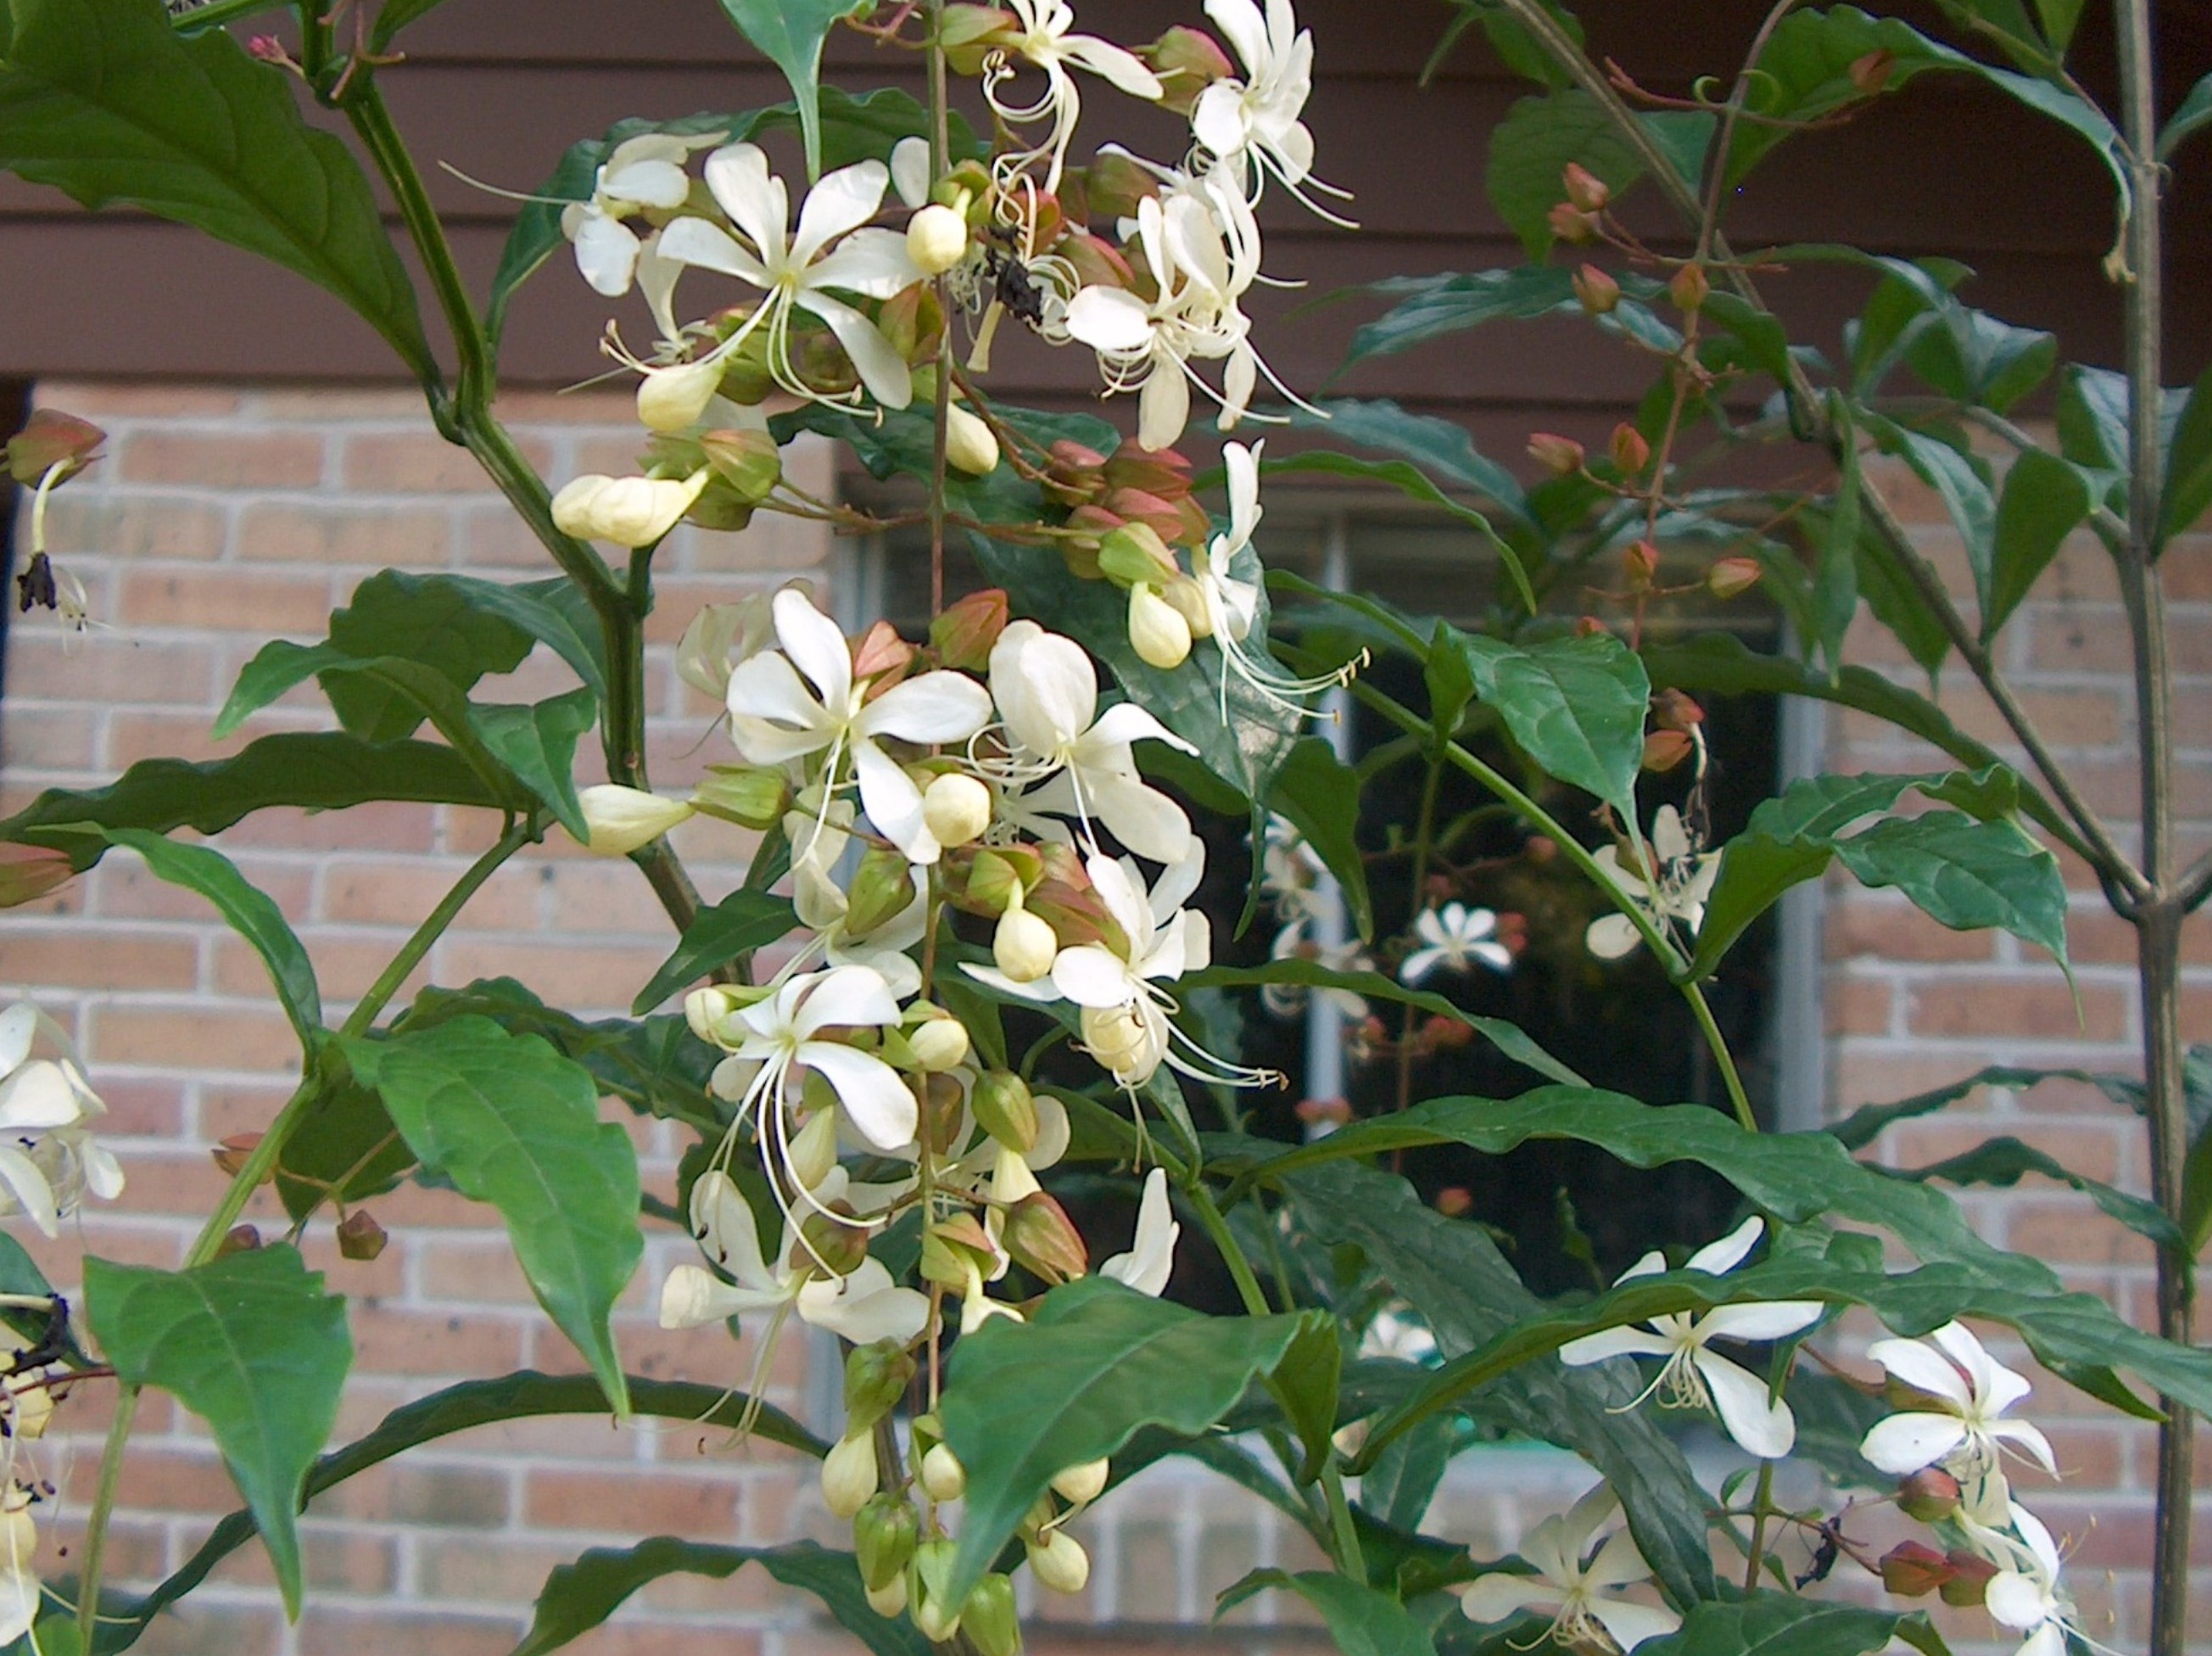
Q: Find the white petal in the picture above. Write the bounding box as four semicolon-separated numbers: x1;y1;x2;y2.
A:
768;588;853;711
1083;700;1196;757
856;671;994;745
799;1258;931;1345
1686;1214;1766;1276
1986;1571;2054;1633
1052;946;1138;1010
1399;948;1444;985
1581;1525;1656;1592
1459;1576;1563;1625
1868;1334;1975;1407
1062;35;1166;98
1696;1300;1824;1343
1695;1350;1796;1458
660;1262;771;1329
573;211;645;296
961;964;1066;1005
689;1169;776;1289
1064;286;1156;355
807;227;925;299
1193;81;1250;162
802;1043;918;1150
0;1006;33;1077
890;135;932;209
654;215;772;288
791;289;914;410
1100;1167;1178;1296
701;143;788;266
793;965;902;1038
792;159;890;266
997;627;1098;755
1589;1598;1683;1653
1991;1418;2060;1475
1087;771;1194;864
602;156;692;210
1138;362;1191;451
853;740;938;864
0;1146;59;1238
1556;1326;1672;1367
1205;0;1270;74
0;1060;92;1131
726;653;838;764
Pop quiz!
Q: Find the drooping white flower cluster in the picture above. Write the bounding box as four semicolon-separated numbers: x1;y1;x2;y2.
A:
0;1001;123;1236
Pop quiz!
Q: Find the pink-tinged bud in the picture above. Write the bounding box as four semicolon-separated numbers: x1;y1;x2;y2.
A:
0;843;75;909
698;428;782;502
4;408;105;487
930;586;1008;670
1849;48;1895;93
876;281;945;362
1572;264;1620;315
941;3;1018;73
961;846;1032;915
1652;687;1705;730
1668;261;1710;314
1938;1549;1997;1608
248;33;288;61
921;1211;997;1287
1609;423;1651;476
220;1224;263;1256
1103;441;1193;492
1642;729;1695;774
1003;1191;1090;1285
920;1071;966;1155
1623;538;1661;590
1707;556;1762;599
1550;202;1599;244
800;1203;872;1277
1143;25;1235;115
851;620;916;696
1561;162;1612;214
1527;433;1585;476
212;1132;265;1178
1426;1015;1473;1049
1079;152;1159;224
1294;1096;1353;1127
1878;1541;1950;1598
1056;230;1137;292
1434;1186;1473;1217
1103;487;1189;543
336;1208;388;1261
1573;614;1609;638
1896;1467;1962;1523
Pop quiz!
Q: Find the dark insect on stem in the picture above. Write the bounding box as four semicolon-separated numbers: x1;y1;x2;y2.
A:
981;227;1047;328
15;551;57;615
1796;1515;1843;1589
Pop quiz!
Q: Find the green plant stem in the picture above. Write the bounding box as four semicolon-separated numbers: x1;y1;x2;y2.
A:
1183;1178;1274;1317
73;1383;140;1648
344;820;532;1040
1320;1461;1366;1581
1740;1459;1776;1592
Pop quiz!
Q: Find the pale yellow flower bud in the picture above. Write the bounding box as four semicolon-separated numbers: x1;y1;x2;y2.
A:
635;356;725;433
919;1441;968;1502
789;1105;841;1190
922;772;992;849
908;1014;971;1074
1128;582;1193;669
1080;1003;1159;1083
684;985;745;1045
550;470;709;547
1161;575;1213;638
863;1574;908;1618
1026;1529;1090;1594
994;899;1059;983
1050;1457;1109;1506
575;785;695;856
822;1431;880;1519
907;204;970;275
946;404;1001;477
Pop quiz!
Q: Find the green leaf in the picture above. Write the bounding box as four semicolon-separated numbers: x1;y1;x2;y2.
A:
323;570;540;742
1343;269;1576;373
0;734;507;873
1893;1133;2180;1250
512;1539;928;1656
0;0;432;377
341;1018;643;1413
1730;8;1963;182
1299;400;1530;522
939;1277;1323;1607
1187;963;1586;1087
1485;92;1711;259
1265;737;1373;941
2160;71;2212;161
1645;1595;1950;1656
713;0;874;178
275;1065;416;1223
1265;1317;1341;1485
95;829;321;1045
1849;502;1952;680
1460;633;1651;816
1356;1412;1459;1533
86;1246;351;1617
2159;354;2212;548
211;641;351;741
1985;446;2090;637
1217;1571;1435;1656
1831;810;2069;969
468;690;596;841
633;888;798;1015
1813;396;1862;677
1866;419;1996;599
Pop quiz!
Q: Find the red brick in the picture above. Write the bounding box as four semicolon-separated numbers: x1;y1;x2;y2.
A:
124;431;324;489
9;634;217;708
41;493;229;562
1826;976;1896;1037
317;1460;511;1526
118;569;335;635
3;929;199;993
343;430;550;494
522;1468;740;1538
297;1610;522;1656
87;1004;304;1076
349;1305;529;1377
1826;899;1997;964
236;501;451;568
1906;976;2130;1042
319;859;540;931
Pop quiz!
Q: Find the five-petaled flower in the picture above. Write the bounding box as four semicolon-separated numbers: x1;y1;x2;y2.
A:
1862;1320;2057;1523
1585;804;1720;960
1459;1483;1680;1653
1399;902;1515;985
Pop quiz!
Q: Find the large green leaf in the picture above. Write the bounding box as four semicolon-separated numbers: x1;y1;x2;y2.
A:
1730;8;1968;182
1485;90;1712;257
633;888;798;1014
1293;400;1529;524
341;1019;643;1413
2159;354;2212;549
939;1277;1323;1607
1265;736;1374;941
714;0;873;178
1830;810;2070;969
1866;420;1996;596
85;1247;351;1617
274;1066;416;1223
1895;1133;2179;1250
468;690;596;842
1459;634;1650;816
511;1538;927;1656
0;736;507;872
1341;270;1575;378
1217;1571;1435;1656
1986;446;2090;638
1644;1595;1949;1656
2161;71;2212;161
0;0;431;376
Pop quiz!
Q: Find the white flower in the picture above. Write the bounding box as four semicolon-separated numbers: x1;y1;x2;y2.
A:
1259;813;1323;920
561;131;723;297
1861;1321;2056;1523
1460;1484;1680;1653
656;144;923;410
1100;1167;1179;1296
1586;805;1721;960
1974;1502;2088;1656
1357;1306;1437;1364
699;965;917;1161
1557;1216;1823;1459
1192;0;1353;225
1400;903;1514;984
676;594;777;702
726;590;991;864
662;1168;928;1346
985;620;1196;862
1260;919;1370;1020
550;470;710;548
574;784;695;856
0;1484;38;1645
0;1001;123;1236
984;0;1164;192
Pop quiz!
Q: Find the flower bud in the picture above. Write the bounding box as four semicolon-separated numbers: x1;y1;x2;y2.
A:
906;1006;971;1073
1572;264;1620;315
1706;556;1762;599
863;1574;908;1618
930;586;1008;671
1652;687;1705;730
1548;202;1598;243
1938;1549;1997;1608
946;403;1001;476
789;1105;841;1190
1050;1458;1109;1507
919;1071;967;1155
550;470;710;547
971;1070;1039;1153
1849;48;1895;92
994;897;1060;983
1080;1003;1159;1083
1160;574;1213;638
1896;1467;1962;1523
575;785;695;856
220;1224;262;1256
1561;162;1612;214
698;428;783;502
921;1211;998;1288
1609;424;1651;476
907;203;971;276
690;764;791;831
964;1573;1021;1656
846;844;917;938
1668;261;1710;314
685;985;767;1045
1434;1185;1472;1216
852;618;915;687
1879;1540;1950;1598
919;1441;969;1502
1097;520;1177;589
912;1537;965;1641
1526;433;1585;476
212;1132;265;1178
845;1340;918;1435
1026;1528;1090;1594
1641;729;1695;774
799;1203;872;1278
1003;1191;1089;1285
5;407;105;487
1080;151;1159;224
1622;539;1661;591
1143;25;1234;115
1128;583;1193;669
922;773;993;850
822;1430;880;1519
636;356;726;433
336;1208;388;1261
855;1494;919;1589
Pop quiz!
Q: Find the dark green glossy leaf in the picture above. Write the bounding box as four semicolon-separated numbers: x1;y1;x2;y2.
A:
1866;419;1995;594
1460;634;1650;815
2160;71;2212;161
1985;446;2090;637
86;1246;351;1617
468;690;596;841
1830;810;2069;969
96;828;321;1045
1484;90;1711;259
714;0;874;177
512;1538;927;1656
633;888;798;1014
1357;1412;1459;1533
323;569;540;742
1894;1133;2179;1250
939;1276;1323;1607
1217;1571;1435;1656
275;1065;415;1223
1644;1595;1950;1656
1265;736;1373;941
1730;8;1963;182
1291;399;1530;520
1813;395;1861;677
0;734;508;872
1342;270;1575;376
341;1018;643;1413
1849;502;1952;680
0;0;432;377
1265;1316;1341;1485
2160;354;2212;548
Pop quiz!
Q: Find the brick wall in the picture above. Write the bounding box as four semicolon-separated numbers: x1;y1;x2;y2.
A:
1;386;2204;1651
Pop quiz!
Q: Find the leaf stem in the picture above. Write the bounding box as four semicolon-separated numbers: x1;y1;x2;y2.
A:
1320;1460;1366;1581
1181;1178;1273;1317
343;820;532;1040
72;1384;141;1651
1740;1459;1776;1592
